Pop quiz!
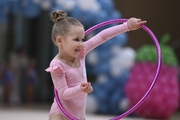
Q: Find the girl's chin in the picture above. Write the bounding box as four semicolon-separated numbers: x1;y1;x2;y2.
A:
75;52;81;56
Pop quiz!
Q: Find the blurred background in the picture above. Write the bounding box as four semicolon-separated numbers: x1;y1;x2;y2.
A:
0;0;180;120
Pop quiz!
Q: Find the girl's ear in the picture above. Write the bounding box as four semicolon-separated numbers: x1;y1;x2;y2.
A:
56;36;62;45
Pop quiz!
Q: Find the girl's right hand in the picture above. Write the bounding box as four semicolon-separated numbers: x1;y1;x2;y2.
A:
81;82;93;93
127;17;147;30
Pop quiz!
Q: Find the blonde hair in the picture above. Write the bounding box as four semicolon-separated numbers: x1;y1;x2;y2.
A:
51;10;83;44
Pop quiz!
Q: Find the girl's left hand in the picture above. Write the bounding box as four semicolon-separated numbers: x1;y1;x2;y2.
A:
81;82;93;93
127;17;147;30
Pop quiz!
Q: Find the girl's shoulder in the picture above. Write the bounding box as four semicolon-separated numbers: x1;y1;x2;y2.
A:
45;59;65;73
79;46;86;58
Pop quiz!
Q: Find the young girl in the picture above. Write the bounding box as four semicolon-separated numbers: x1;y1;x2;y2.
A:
46;10;146;120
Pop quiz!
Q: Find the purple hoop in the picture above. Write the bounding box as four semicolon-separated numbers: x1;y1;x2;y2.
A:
54;19;162;120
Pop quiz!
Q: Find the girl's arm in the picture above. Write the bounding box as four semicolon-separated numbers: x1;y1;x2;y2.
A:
83;18;147;54
84;22;129;54
51;70;84;100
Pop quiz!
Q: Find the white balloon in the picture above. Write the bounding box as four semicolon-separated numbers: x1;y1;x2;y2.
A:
63;0;76;11
110;45;123;55
109;55;121;67
55;0;76;11
109;46;136;77
110;66;123;78
91;3;100;12
86;50;99;65
40;0;52;10
77;0;100;12
97;74;109;84
109;57;123;77
115;47;136;70
122;47;136;60
33;0;41;4
55;0;63;5
86;94;99;113
119;98;130;111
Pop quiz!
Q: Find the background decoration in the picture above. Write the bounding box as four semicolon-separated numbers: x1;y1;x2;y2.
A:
125;33;179;119
21;0;41;18
86;44;136;115
0;2;129;115
0;0;10;23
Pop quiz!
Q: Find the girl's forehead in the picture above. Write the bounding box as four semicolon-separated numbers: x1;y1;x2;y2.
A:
69;26;85;37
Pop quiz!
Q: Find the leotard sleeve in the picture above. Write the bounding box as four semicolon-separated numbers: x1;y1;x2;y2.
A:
84;22;129;54
45;60;84;100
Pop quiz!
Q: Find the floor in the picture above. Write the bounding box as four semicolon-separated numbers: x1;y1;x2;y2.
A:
0;104;179;120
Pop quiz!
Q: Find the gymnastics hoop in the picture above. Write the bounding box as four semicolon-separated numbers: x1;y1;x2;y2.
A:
54;19;162;120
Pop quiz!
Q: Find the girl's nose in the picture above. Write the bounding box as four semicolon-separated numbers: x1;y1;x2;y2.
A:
79;41;83;47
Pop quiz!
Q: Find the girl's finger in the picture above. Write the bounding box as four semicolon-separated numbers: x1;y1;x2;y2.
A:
139;20;147;24
137;18;141;22
81;83;87;87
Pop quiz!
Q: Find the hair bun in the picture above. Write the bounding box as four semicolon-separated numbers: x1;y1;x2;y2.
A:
51;10;67;23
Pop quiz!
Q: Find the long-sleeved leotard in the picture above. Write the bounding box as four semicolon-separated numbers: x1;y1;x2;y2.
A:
45;22;129;120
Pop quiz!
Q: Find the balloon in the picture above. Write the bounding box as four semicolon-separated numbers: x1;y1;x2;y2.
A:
100;37;117;49
92;83;108;102
98;102;109;114
125;62;179;119
98;49;112;61
118;98;130;111
94;60;110;74
33;0;41;4
107;46;136;79
21;0;41;18
110;65;123;78
77;0;99;12
110;10;122;19
0;0;10;23
0;11;8;23
86;94;99;113
50;4;64;13
110;45;123;55
9;0;22;15
108;89;125;114
96;74;109;84
94;9;108;24
118;47;136;69
98;0;115;13
55;0;76;11
86;50;99;66
71;6;96;26
39;0;52;10
111;33;128;46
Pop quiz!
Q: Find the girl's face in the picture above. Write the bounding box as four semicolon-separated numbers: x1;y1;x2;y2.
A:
59;25;85;58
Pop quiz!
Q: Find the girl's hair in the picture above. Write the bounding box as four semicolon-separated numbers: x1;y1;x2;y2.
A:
51;10;83;44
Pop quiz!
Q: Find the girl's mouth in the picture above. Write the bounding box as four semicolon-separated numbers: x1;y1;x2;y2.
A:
75;49;81;52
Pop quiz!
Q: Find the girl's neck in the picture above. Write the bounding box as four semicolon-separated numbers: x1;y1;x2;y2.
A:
56;53;80;68
58;53;75;62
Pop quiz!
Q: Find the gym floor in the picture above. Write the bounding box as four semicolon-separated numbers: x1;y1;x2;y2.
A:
0;104;179;120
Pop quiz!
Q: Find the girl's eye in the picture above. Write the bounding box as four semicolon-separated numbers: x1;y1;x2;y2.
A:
74;38;85;42
74;38;79;41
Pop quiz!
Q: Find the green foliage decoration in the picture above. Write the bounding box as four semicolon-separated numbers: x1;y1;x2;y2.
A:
136;33;178;66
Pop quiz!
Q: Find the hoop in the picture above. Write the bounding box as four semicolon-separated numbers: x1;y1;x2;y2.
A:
54;19;162;120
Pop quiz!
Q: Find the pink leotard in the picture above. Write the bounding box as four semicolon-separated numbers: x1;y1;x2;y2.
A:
45;22;129;120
